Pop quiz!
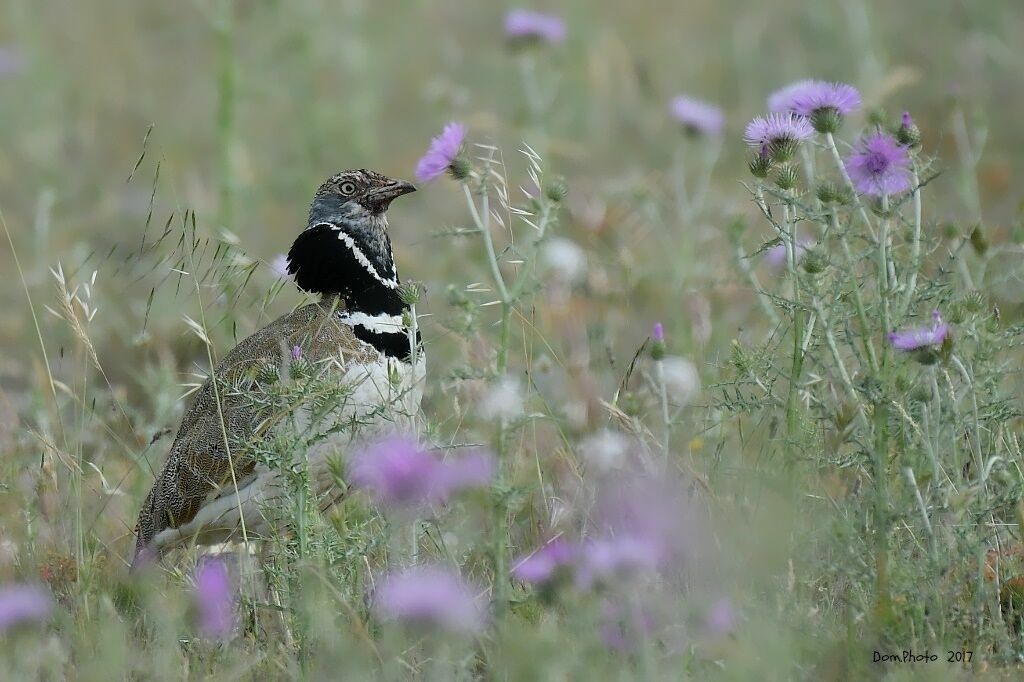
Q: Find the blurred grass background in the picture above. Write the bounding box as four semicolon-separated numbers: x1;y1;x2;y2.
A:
2;0;1024;677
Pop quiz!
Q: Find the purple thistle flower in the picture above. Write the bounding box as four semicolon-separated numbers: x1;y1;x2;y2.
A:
193;557;235;638
512;538;577;585
767;80;816;113
652;322;665;343
902;111;914;128
0;584;53;632
414;122;466;183
844;132;913;196
290;345;302;361
349;436;494;514
789;81;861;117
576;536;663;588
888;310;950;351
669;95;725;137
743;113;814;159
374;565;484;633
504;10;567;45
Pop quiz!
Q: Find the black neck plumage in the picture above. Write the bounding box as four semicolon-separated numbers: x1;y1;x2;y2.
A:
287;221;420;361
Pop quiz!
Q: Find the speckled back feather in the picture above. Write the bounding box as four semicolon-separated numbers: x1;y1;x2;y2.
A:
134;295;376;559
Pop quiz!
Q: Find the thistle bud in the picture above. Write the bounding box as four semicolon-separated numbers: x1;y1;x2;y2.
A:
650;322;666;361
748;153;773;179
969;224;989;255
544;175;569;203
448;153;472;182
815;182;851;206
400;281;423;306
810;107;842;135
800;248;828;274
774;164;799;191
896;112;921;148
962;291;986;313
768;138;798;164
867;108;888;128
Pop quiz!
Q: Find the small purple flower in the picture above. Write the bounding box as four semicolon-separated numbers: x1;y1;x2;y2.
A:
512;538;577;584
0;585;53;632
743;113;814;158
290;345;302;361
504;10;566;45
902;111;914;129
194;557;235;638
789;81;861;117
349;436;494;514
669;95;725;137
888;310;950;351
704;597;737;638
374;565;484;633
599;599;657;652
576;536;662;588
415;122;466;183
652;322;665;343
0;46;26;78
764;235;815;270
844;132;913;196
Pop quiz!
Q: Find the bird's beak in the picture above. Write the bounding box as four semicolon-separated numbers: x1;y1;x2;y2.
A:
365;179;417;212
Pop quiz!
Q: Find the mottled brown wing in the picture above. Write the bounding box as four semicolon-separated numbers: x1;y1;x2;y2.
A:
134;297;373;560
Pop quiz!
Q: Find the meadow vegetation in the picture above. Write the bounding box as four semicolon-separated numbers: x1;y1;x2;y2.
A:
2;1;1024;679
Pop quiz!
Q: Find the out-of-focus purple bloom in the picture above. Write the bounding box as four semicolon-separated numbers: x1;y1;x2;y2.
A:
704;597;737;637
669;95;725;137
194;557;235;638
902;111;914;128
764;235;815;270
270;253;290;279
0;46;26;78
504;10;566;45
374;565;484;633
349;436;494;514
577;536;662;588
576;472;699;588
789;81;861;117
743;113;814;155
290;345;302;361
598;599;657;652
415;122;466;183
0;585;53;632
652;322;665;343
767;80;816;113
844;132;913;196
512;538;577;584
888;310;950;351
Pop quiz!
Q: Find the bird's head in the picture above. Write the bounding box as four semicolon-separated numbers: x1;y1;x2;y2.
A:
308;169;417;225
288;170;416;308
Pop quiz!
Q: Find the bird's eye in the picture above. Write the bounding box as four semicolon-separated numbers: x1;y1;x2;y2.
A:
338;181;357;196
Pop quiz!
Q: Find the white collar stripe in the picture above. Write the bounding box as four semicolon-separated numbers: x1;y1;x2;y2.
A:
317;222;399;290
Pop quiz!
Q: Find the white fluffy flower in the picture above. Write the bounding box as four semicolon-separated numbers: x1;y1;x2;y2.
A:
478;376;523;421
542;237;587;282
580;428;632;471
269;253;290;279
659;356;701;406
